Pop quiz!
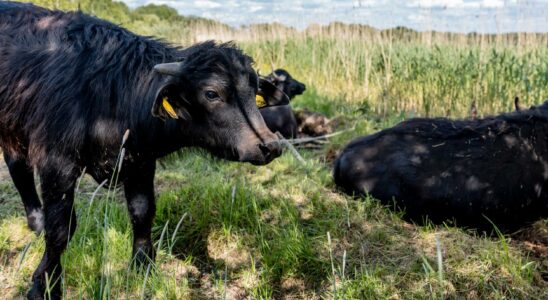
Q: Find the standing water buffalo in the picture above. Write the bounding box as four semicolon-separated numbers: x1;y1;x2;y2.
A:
0;3;281;299
334;101;548;232
259;69;306;138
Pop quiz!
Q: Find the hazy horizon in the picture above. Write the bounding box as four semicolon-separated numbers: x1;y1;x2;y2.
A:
120;0;548;33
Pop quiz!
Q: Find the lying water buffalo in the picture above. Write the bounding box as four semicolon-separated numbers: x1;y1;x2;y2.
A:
259;69;306;138
0;3;281;299
334;101;548;232
294;108;333;137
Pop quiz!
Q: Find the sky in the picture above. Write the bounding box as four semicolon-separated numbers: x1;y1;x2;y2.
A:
120;0;548;33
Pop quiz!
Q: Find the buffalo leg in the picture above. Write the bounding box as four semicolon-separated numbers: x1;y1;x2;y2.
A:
3;152;44;233
124;161;156;266
28;164;78;300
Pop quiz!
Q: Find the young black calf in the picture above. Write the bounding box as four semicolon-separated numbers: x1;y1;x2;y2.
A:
0;3;281;299
334;101;548;232
259;69;306;138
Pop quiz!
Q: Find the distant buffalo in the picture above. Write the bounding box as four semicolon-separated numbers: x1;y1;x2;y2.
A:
294;108;333;137
259;69;306;138
0;3;281;299
334;101;548;232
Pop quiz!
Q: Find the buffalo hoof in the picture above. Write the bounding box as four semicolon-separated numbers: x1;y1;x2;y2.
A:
132;239;155;269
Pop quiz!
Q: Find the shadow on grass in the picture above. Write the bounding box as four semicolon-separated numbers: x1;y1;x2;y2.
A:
1;150;547;298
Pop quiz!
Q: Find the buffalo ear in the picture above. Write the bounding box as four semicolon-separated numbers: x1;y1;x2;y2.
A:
152;84;191;121
258;77;289;107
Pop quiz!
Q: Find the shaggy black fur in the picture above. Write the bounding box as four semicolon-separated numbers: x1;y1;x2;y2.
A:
334;101;548;232
0;3;281;299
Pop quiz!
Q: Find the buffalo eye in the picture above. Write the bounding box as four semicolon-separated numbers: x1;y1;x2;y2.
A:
205;90;220;101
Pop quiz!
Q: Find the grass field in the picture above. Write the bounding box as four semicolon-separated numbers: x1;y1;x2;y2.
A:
1;0;548;299
1;148;547;299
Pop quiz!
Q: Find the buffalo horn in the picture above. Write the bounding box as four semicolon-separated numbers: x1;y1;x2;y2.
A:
153;62;183;76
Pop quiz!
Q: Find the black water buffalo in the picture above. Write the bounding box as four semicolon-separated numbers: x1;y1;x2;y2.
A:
259;69;306;138
0;3;281;299
334;101;548;232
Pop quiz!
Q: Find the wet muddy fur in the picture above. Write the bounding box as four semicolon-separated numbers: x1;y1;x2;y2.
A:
0;2;281;299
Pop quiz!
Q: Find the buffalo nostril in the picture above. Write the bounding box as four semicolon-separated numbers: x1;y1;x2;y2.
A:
259;144;270;155
259;143;272;158
260;141;282;160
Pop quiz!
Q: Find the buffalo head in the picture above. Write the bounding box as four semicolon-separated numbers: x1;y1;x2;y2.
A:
152;41;281;165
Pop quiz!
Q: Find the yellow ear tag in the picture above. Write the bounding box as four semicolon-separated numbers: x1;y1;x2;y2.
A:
256;94;267;108
162;97;178;119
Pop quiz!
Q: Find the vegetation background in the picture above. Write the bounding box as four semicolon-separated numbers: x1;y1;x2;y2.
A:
0;0;546;299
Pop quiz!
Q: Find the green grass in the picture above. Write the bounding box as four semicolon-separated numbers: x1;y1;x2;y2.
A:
1;140;547;299
244;39;547;119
